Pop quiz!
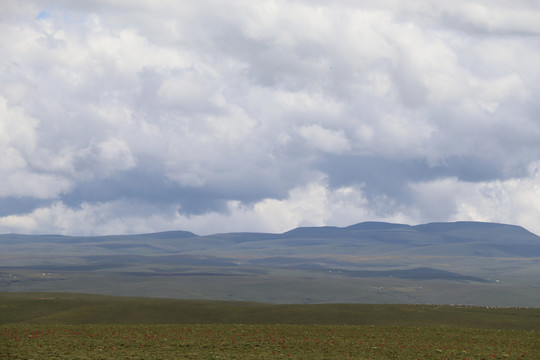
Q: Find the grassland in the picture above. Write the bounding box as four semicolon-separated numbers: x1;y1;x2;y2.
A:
3;221;540;307
2;324;539;359
3;261;540;307
1;292;539;359
2;292;540;330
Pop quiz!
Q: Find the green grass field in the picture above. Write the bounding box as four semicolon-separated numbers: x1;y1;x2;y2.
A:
2;324;539;359
2;292;540;329
1;292;539;359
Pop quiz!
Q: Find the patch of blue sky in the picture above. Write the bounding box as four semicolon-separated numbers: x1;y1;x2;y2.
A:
36;11;51;20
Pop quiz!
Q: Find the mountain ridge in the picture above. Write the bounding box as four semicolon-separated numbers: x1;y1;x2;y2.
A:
2;220;537;239
1;221;539;306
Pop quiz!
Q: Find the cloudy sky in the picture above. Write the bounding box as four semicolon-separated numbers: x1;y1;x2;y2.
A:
1;0;540;236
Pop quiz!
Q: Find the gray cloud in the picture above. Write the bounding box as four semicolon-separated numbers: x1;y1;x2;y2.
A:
318;154;505;198
0;197;53;217
1;0;540;235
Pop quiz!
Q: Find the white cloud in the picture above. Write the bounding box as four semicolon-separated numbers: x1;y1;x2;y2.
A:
298;124;351;154
1;0;540;235
408;163;540;235
447;2;540;35
0;97;73;198
453;164;540;234
0;172;71;199
0;97;38;156
0;180;412;235
88;138;136;175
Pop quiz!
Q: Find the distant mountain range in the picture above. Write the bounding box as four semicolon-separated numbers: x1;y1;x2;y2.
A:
1;221;539;306
3;220;538;257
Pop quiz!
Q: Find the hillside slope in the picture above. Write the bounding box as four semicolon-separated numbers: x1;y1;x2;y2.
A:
1;222;539;306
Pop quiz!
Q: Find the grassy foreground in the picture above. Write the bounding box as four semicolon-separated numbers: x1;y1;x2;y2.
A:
2;324;539;359
1;292;539;359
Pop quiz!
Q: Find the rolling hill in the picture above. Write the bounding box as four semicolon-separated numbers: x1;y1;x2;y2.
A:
1;221;539;306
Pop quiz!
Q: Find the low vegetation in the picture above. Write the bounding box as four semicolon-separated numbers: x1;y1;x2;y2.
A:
2;324;539;359
3;221;540;306
2;292;540;330
1;292;539;359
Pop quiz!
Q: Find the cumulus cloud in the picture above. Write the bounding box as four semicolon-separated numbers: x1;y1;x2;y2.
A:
409;162;540;235
298;124;351;154
0;179;412;235
1;0;540;235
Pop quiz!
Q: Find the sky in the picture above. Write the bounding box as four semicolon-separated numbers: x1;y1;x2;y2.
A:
1;0;540;236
